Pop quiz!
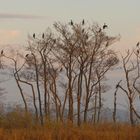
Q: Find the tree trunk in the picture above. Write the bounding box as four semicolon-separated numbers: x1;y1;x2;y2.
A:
33;54;44;125
68;55;73;122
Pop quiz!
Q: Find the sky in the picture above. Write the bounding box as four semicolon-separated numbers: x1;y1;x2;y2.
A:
0;0;140;52
0;0;140;108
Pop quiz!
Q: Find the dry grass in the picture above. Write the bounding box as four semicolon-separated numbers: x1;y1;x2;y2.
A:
0;122;139;140
0;107;139;140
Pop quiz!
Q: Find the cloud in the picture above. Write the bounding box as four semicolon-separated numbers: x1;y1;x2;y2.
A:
0;29;20;37
0;29;20;44
0;13;43;19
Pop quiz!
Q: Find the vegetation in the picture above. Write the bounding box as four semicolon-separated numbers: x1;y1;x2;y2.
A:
0;124;139;140
0;20;140;139
0;107;139;140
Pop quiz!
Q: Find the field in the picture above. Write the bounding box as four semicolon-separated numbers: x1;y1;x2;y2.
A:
0;122;139;140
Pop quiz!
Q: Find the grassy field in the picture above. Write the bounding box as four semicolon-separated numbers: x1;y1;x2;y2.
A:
0;108;139;140
0;122;139;140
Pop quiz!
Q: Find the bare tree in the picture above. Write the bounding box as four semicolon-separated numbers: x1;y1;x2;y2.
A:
1;51;40;123
0;21;120;126
117;47;140;125
52;21;119;124
113;80;122;123
82;26;119;123
27;30;62;123
2;53;28;113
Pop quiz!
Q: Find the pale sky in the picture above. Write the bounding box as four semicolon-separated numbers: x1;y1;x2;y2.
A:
0;0;140;51
0;0;140;108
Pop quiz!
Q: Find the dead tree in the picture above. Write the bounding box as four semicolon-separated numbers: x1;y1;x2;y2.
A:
82;26;119;123
27;31;62;123
52;22;119;124
25;21;119;125
113;80;122;123
2;54;28;113
53;22;79;122
117;48;140;125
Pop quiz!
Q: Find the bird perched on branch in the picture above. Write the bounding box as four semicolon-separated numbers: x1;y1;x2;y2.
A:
70;20;73;26
42;33;44;39
82;19;85;25
136;42;139;47
106;41;109;47
25;54;29;57
103;23;108;29
82;29;85;33
33;33;35;39
53;39;56;43
1;50;3;55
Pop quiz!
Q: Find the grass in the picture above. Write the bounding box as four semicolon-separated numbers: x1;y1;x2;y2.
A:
0;122;139;140
0;107;139;140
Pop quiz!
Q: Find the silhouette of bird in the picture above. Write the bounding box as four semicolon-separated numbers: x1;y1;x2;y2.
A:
82;19;85;25
136;42;139;47
82;29;84;33
53;39;56;43
70;20;73;26
137;50;139;54
42;33;45;39
103;23;108;29
106;41;109;47
1;50;3;55
25;54;29;57
33;33;35;39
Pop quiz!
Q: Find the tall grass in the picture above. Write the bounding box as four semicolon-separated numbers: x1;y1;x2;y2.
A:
0;123;140;140
0;107;139;140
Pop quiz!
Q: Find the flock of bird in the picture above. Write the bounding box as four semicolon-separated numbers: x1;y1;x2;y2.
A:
0;20;139;57
32;20;108;40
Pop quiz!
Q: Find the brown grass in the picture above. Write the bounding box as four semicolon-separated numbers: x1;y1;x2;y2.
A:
0;122;139;140
0;107;139;140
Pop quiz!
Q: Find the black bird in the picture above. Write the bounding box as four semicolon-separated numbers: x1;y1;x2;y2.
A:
137;50;139;54
42;33;45;39
103;23;108;29
25;54;29;57
33;33;35;39
82;19;85;25
136;42;139;47
106;41;109;47
1;50;3;55
53;39;56;43
70;20;73;26
82;29;84;33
